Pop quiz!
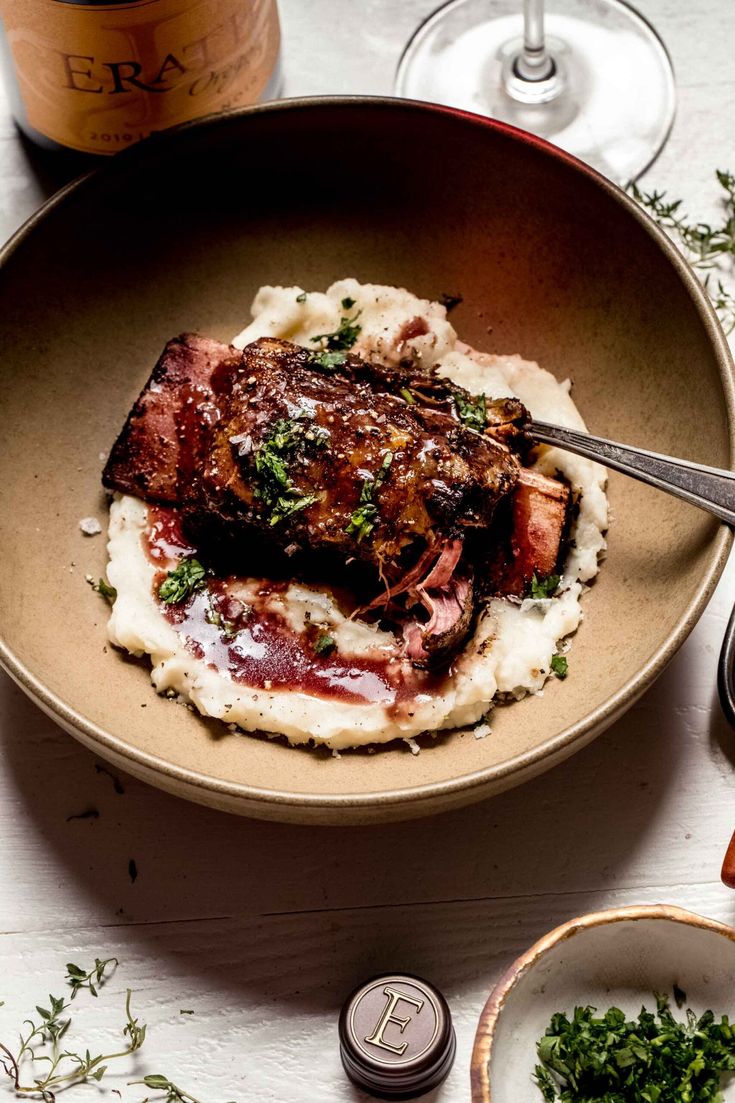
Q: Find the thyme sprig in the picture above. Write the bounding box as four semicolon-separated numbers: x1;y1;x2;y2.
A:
0;960;218;1103
0;972;146;1101
66;957;118;999
631;170;735;333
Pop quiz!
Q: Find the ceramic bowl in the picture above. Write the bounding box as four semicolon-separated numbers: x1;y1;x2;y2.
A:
0;98;733;823
471;905;735;1102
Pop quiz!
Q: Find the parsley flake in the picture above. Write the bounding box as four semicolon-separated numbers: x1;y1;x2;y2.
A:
158;558;206;604
550;654;568;679
346;452;393;543
341;296;356;309
254;417;319;525
530;573;560;599
311;310;362;351
453;390;487;431
314;632;336;656
309;349;348;372
295;291;307;303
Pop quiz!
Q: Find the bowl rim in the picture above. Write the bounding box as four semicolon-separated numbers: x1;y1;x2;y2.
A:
469;903;735;1102
1;95;734;819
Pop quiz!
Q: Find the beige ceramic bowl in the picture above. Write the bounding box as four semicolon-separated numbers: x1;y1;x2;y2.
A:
0;98;733;824
471;905;735;1102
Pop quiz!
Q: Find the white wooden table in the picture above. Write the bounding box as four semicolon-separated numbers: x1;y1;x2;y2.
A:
1;2;735;1100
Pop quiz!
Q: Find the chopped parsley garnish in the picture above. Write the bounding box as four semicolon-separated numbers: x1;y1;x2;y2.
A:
310;310;362;351
314;632;336;656
530;572;561;599
534;997;735;1102
550;654;568;679
309;349;348;372
296;291;307;303
346;452;393;543
440;292;463;312
453;390;487;431
341;296;356;309
158;558;206;604
87;576;117;603
270;492;318;525
254;416;319;526
400;387;416;404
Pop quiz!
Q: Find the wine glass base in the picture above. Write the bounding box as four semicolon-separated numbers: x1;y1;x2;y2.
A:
395;0;676;184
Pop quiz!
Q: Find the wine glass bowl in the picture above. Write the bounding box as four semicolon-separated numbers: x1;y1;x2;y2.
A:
395;0;676;184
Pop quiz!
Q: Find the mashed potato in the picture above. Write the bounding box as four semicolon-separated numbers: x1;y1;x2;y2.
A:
106;280;607;749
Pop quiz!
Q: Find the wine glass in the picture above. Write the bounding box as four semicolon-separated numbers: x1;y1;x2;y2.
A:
395;0;675;184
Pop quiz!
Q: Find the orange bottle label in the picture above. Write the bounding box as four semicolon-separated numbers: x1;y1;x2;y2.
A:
0;0;280;154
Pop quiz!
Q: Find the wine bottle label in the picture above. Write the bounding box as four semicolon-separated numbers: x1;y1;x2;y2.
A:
0;0;280;154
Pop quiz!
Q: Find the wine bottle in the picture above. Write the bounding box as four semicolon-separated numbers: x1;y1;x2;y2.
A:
0;0;281;156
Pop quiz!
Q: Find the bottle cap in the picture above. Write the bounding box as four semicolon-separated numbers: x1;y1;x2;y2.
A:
338;973;456;1099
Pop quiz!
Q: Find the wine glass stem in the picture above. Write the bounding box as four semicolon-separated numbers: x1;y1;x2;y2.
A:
515;0;555;81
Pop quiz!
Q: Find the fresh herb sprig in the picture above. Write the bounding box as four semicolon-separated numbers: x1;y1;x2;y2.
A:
0;960;220;1103
0;964;146;1101
453;391;487;432
66;957;118;999
159;558;206;604
346;452;393;543
311;310;362;351
631;170;735;333
534;996;735;1102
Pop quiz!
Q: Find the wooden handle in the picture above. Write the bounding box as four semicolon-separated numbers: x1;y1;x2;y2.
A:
722;830;735;888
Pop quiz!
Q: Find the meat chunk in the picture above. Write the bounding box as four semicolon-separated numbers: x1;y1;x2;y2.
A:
103;334;240;504
185;338;521;581
493;468;571;595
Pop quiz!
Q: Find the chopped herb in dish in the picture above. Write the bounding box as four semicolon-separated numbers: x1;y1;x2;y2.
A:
159;558;206;604
341;296;356;309
534;996;735;1103
296;291;307;303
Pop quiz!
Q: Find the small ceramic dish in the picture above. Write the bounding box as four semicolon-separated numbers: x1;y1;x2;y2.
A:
471;904;735;1102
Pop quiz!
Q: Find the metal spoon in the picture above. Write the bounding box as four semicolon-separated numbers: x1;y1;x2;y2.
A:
531;420;735;888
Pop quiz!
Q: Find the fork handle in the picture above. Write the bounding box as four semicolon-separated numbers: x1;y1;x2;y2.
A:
530;420;735;526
